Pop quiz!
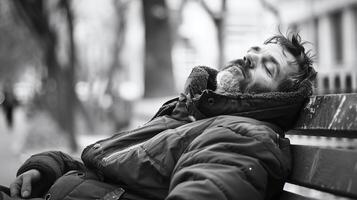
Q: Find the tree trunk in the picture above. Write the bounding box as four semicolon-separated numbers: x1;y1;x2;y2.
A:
12;0;78;151
58;0;77;151
142;0;175;97
200;0;227;68
216;18;225;68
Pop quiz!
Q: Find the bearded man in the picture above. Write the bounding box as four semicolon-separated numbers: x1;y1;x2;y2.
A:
1;32;316;200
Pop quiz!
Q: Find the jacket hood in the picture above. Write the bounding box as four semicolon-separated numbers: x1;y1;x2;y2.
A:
172;66;313;133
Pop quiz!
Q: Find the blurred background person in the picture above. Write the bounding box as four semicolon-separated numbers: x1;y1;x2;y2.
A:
1;83;19;130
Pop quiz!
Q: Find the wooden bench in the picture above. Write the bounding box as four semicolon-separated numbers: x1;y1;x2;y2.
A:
279;93;357;200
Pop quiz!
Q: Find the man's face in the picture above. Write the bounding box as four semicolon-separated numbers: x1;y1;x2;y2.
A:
216;43;299;94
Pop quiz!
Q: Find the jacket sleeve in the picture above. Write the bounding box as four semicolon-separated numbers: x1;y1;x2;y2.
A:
16;151;85;197
166;123;290;200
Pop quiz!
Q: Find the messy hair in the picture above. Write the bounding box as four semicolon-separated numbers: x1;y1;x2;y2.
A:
265;32;317;92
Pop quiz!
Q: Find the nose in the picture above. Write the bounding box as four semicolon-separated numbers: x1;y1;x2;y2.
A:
243;55;254;69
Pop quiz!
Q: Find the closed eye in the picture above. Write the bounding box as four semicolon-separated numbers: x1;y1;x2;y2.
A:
262;57;278;77
264;64;273;77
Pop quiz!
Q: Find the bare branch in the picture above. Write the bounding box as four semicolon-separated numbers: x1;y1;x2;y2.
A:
259;0;280;22
11;0;53;49
199;0;226;20
199;0;216;19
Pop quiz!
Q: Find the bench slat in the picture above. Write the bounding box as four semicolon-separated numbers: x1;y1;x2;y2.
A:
287;145;357;198
293;94;357;135
279;191;318;200
287;129;357;138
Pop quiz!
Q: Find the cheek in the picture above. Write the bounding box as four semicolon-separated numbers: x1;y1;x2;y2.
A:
250;69;270;84
248;71;279;92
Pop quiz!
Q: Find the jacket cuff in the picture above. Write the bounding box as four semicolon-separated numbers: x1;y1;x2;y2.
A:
16;155;62;197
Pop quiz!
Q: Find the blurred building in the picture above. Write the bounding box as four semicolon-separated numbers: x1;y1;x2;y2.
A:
276;0;357;150
224;0;278;62
277;0;357;94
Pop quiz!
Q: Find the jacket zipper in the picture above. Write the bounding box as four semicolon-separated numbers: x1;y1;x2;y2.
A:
101;141;145;165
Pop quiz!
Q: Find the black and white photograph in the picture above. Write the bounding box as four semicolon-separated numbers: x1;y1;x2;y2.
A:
0;0;356;199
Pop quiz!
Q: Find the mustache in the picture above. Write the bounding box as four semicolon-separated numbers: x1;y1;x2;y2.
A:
223;59;245;70
222;59;249;77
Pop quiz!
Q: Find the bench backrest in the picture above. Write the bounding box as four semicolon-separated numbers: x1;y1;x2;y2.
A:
279;93;357;200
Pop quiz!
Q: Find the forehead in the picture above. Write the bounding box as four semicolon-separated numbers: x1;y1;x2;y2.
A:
260;43;296;64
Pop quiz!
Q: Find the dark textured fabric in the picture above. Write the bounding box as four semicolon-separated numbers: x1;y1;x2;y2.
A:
0;186;43;200
16;151;85;198
81;115;290;200
14;66;312;200
0;186;10;196
184;66;218;97
0;193;44;200
44;170;123;200
17;116;290;200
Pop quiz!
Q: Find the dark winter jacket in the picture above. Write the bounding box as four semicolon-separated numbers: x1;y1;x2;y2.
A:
16;66;313;200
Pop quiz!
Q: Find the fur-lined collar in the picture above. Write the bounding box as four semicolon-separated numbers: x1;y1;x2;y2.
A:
175;66;313;132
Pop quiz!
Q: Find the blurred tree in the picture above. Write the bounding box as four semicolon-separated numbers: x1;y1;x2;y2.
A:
166;0;188;42
106;0;132;130
0;0;41;84
142;0;176;97
259;0;281;25
199;0;227;68
12;0;78;151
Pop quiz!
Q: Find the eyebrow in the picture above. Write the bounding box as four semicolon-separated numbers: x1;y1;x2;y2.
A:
263;56;279;65
249;46;261;52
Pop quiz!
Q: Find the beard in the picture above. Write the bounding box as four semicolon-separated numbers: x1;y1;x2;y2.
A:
215;59;247;95
216;70;242;94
